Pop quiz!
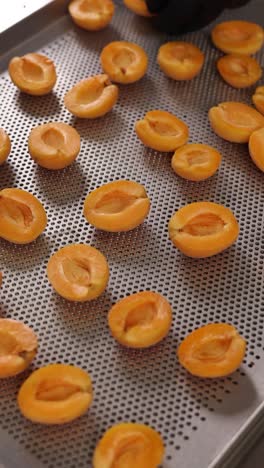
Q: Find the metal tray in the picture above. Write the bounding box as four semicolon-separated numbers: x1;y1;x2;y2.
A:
1;1;264;467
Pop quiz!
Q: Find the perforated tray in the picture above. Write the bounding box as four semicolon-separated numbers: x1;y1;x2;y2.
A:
1;1;264;467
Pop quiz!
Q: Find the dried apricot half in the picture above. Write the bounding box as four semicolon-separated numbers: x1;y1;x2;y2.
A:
8;53;56;95
249;127;264;172
168;202;239;258
100;41;148;84
69;0;114;31
0;188;47;244
157;41;204;81
0;319;37;378
123;0;151;17
209;101;264;143
171;143;221;181
178;323;246;378
0;128;11;165
135;110;189;152
217;54;262;89
108;291;172;348
93;422;164;468
84;180;150;232
18;364;93;424
211;20;264;55
252;86;264;115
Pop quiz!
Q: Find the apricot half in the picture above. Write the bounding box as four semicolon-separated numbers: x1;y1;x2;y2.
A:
8;53;56;96
93;422;164;468
252;86;264;115
171;143;221;181
168;202;239;258
0;188;47;244
209;102;264;143
217;54;262;89
157;41;204;81
249;127;264;172
84;180;150;232
0;129;11;165
108;291;172;348
123;0;151;17
28;122;80;170
178;323;246;378
18;364;93;424
69;0;114;31
135;110;189;152
211;20;264;55
100;41;148;84
0;319;37;378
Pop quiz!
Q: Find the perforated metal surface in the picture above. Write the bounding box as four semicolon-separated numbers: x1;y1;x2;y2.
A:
1;2;264;468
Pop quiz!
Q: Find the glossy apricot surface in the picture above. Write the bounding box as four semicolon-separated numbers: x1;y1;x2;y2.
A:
28;122;80;170
93;422;164;468
171;144;221;181
18;364;93;424
157;41;204;81
249;127;264;172
252;86;264;115
0;188;47;244
69;0;114;31
209;102;264;143
0;319;37;378
168;202;239;258
212;20;264;55
8;53;56;95
178;323;246;378
217;54;262;89
100;41;148;84
84;180;150;232
123;0;151;17
135;110;189;152
0;129;11;165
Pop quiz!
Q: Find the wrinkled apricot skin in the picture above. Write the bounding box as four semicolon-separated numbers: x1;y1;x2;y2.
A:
0;188;47;244
8;53;56;96
157;42;204;81
18;364;93;424
123;0;152;17
100;41;148;84
0;319;37;378
108;291;172;348
69;0;114;31
252;86;264;115
84;180;150;232
135;110;189;152
93;422;164;468
178;323;246;378
209;102;264;143
171;144;221;181
212;21;264;55
0;129;11;165
168;202;239;258
217;54;262;89
249;127;264;172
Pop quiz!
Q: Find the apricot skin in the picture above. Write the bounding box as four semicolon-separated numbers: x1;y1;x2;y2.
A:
217;54;262;89
212;21;264;55
69;0;114;31
0;129;11;165
123;0;151;17
252;86;264;115
171;144;221;181
157;41;204;81
249;127;264;172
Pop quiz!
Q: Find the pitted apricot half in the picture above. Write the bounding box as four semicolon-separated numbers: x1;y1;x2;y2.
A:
8;53;56;95
171;144;221;181
0;129;11;165
178;323;246;378
64;74;118;118
84;180;150;232
0;319;37;378
123;0;152;17
0;188;47;244
252;86;264;115
249;127;264;172
135;110;189;152
93;422;164;468
69;0;114;31
211;20;264;55
168;202;239;258
209;102;264;143
100;41;148;84
217;54;262;89
18;364;93;424
157;41;204;81
108;291;172;348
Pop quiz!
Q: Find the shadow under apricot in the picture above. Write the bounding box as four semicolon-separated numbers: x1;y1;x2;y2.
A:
0;234;52;271
16;91;62;118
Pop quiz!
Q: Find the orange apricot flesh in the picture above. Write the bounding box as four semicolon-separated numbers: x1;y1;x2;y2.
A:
178;323;246;378
171;143;221;181
84;180;150;232
209;102;264;143
8;53;56;96
0;129;11;165
18;364;93;424
217;54;262;89
249;127;264;172
135;110;189;152
93;422;164;468
123;0;152;17
168;202;239;258
157;41;204;81
252;86;264;115
0;188;47;244
100;41;148;84
108;291;172;348
211;20;264;55
69;0;114;31
0;319;37;378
